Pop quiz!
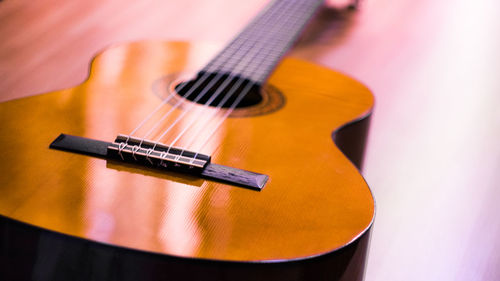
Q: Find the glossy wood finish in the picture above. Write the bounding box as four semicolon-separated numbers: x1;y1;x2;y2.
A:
0;41;374;263
4;0;499;280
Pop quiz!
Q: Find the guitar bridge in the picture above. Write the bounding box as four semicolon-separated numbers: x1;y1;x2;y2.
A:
107;135;210;171
49;134;268;190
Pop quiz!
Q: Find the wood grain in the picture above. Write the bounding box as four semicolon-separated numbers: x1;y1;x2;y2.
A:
1;0;500;280
0;41;374;262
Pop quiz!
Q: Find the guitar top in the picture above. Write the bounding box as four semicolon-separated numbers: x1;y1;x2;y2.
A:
0;0;374;280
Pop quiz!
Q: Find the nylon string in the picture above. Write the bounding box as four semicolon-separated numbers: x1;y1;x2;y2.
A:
120;0;314;162
128;0;289;156
170;2;308;161
126;0;283;140
158;0;298;156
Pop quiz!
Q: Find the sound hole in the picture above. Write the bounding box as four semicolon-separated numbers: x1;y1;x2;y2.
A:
174;72;262;108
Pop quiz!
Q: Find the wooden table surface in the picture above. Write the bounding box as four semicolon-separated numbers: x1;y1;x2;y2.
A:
1;0;499;280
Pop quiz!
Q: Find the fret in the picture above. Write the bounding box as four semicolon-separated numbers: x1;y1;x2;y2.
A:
201;0;324;84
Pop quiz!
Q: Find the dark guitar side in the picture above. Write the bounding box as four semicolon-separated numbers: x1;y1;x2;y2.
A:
0;41;374;280
0;216;371;281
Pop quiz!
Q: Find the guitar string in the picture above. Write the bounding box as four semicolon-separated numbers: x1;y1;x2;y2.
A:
178;1;323;162
141;0;290;156
118;10;283;161
121;0;285;161
168;2;308;159
120;0;319;162
150;0;289;144
122;0;281;144
190;1;323;157
160;1;299;154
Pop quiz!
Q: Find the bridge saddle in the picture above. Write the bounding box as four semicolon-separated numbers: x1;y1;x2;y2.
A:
107;134;211;170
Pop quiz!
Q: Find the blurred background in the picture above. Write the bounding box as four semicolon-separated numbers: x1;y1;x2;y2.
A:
1;0;499;280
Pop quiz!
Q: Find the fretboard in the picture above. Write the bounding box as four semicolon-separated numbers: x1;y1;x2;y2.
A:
201;0;324;84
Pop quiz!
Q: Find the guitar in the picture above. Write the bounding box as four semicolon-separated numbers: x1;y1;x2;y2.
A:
0;0;374;280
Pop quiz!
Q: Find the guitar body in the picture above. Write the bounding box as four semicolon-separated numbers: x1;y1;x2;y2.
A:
0;41;374;280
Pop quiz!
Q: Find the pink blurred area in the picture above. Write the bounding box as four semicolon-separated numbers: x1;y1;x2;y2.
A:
1;0;500;280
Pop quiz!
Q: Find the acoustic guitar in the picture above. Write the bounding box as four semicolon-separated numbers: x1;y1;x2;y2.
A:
0;0;374;280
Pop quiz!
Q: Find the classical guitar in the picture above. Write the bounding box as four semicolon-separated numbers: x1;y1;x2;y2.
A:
0;0;374;280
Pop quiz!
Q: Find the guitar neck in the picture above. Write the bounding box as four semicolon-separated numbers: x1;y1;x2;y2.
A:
201;0;324;84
